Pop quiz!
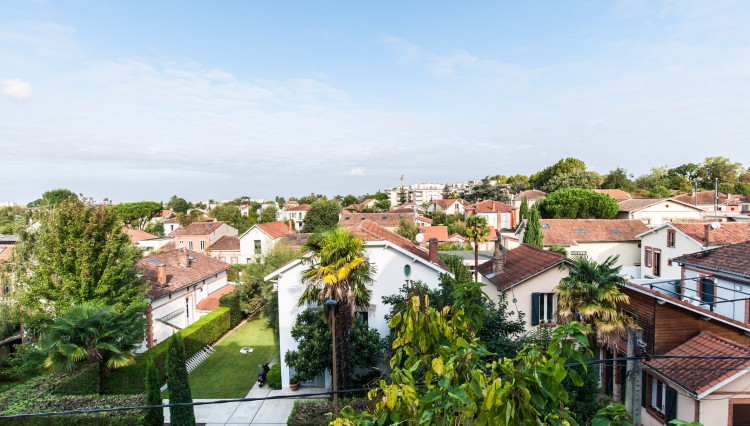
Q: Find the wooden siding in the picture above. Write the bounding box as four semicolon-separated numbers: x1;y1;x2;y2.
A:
619;286;656;352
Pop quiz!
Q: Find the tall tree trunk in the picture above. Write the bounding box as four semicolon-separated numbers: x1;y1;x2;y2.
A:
336;295;353;389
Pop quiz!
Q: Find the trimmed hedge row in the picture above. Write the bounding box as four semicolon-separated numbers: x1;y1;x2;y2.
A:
219;292;243;328
267;364;281;390
102;307;231;394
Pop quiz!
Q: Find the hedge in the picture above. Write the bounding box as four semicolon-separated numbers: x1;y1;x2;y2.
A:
219;292;243;328
102;307;231;394
267;364;281;390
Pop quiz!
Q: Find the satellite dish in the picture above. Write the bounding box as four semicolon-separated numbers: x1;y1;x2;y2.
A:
415;233;425;243
711;222;721;230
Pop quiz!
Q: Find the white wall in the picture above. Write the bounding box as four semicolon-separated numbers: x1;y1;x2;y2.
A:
239;228;279;264
640;228;701;279
630;202;704;226
570;241;641;278
276;244;444;388
679;269;749;323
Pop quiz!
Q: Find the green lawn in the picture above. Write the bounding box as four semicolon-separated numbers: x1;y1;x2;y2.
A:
166;317;277;399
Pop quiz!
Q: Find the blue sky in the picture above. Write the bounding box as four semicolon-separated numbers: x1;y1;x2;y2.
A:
2;1;749;203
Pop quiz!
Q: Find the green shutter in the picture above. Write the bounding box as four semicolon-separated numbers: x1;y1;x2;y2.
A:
531;293;540;326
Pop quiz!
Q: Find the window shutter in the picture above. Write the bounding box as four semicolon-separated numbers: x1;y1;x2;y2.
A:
641;372;647;407
531;293;540;326
665;386;678;423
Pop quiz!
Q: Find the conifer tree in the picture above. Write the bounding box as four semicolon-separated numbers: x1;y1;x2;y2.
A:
144;358;164;426
166;334;195;426
519;196;529;221
523;207;544;248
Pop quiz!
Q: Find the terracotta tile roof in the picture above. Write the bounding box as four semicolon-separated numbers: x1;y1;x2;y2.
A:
196;284;236;311
467;200;515;213
257;221;293;239
123;228;158;244
433;199;467;209
618;197;704;213
539;219;649;246
286;204;311;212
171;221;227;236
138;249;231;299
594;189;632;202
390;208;417;214
671;222;750;246
447;233;466;242
339;212;417;228
672;191;742;206
515;190;547;200
476;244;566;291
210;235;240;251
416;216;432;224
343;220;449;271
646;331;750;396
160;209;173;218
419;226;449;242
0;245;14;263
159;241;175;251
673;241;750;278
278;233;312;249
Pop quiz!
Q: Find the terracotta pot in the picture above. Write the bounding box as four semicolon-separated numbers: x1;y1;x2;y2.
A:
290;382;299;391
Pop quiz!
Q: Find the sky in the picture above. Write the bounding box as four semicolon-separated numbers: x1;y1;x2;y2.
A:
2;0;750;204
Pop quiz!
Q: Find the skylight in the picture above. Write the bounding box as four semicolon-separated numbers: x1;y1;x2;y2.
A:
575;229;588;234
148;259;165;267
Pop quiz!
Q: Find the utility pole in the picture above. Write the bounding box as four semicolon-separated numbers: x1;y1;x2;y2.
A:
625;326;643;425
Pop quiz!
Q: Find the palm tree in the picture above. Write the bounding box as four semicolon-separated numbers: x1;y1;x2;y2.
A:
298;227;374;389
465;215;490;282
556;255;630;345
42;303;143;374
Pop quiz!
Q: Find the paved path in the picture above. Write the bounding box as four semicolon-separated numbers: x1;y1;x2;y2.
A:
163;387;326;425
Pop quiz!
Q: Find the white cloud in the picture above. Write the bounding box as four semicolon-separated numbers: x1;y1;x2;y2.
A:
346;168;365;176
1;79;31;100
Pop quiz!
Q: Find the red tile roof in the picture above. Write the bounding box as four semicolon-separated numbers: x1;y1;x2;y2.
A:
196;284;236;311
673;241;750;278
467;200;515;213
0;245;13;263
171;221;227;236
672;191;744;206
594;189;632;202
433;199;467;209
539;219;649;246
123;228;158;244
256;221;293;239
671;222;750;246
339;212;417;228
447;233;466;242
419;226;449;242
617;198;704;213
210;235;240;251
138;249;231;299
515;190;547;200
343;220;449;271
646;331;750;396
278;233;312;249
160;209;173;218
286;204;311;212
416;216;432;224
475;244;566;291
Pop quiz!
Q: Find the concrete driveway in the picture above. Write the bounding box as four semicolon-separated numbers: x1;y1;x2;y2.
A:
163;387;326;425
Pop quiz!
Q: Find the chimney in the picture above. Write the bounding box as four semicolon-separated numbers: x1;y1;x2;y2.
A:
156;264;167;286
704;224;715;246
178;248;191;267
428;238;439;263
491;239;506;273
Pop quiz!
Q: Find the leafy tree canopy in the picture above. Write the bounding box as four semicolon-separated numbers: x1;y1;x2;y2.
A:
301;199;342;233
115;201;163;230
698;156;743;188
209;204;253;233
0;206;28;234
341;195;359;207
27;188;78;208
396;218;419;243
167;195;190;214
601;168;634;191
536;188;619;219
541;170;601;193
258;205;279;223
531;157;587;190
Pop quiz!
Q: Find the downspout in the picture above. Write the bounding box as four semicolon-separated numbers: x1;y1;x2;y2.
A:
698;399;702;424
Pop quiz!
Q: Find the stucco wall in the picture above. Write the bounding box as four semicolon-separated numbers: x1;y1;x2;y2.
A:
640;228;701;279
630;202;704;226
239;228;278;264
681;269;748;323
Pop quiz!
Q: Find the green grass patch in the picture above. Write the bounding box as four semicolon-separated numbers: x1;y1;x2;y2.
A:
165;317;276;399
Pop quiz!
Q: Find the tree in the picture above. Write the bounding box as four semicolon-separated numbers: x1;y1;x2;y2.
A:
144;358;164;426
398;187;408;204
175;210;200;227
531;157;587;190
373;199;391;212
556;255;630;345
465;215;490;283
115;201;162;230
395;218;419;243
506;174;530;193
536;188;619;219
698;156;742;188
259;205;279;223
166;333;195;426
167;196;190;214
301;199;341;233
523;207;544;248
541;170;601;193
634;167;671;196
0;206;27;234
42;303;142;375
602;168;634;191
297;227;374;389
519;196;529;221
342;195;359;207
13;198;148;333
210;204;252;233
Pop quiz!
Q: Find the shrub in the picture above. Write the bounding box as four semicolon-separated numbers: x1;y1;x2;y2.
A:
144;358;164;426
267;364;281;389
287;398;373;426
52;363;100;395
102;307;231;394
166;333;195;426
219;292;243;328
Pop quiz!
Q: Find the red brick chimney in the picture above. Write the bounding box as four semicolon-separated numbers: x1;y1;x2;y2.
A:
156;264;167;286
704;224;716;246
491;239;506;273
428;238;439;263
178;248;191;267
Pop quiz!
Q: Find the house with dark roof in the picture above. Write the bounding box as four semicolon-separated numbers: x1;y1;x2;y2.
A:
637;222;750;279
265;220;449;389
509;219;648;277
475;243;569;331
171;221;238;254
238;221;294;263
138;249;232;350
616;198;704;226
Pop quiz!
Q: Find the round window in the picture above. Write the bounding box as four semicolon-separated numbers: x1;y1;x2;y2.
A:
404;264;412;277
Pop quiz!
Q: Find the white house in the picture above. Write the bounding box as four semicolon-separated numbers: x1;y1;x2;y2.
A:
616;198;705;226
163;218;180;235
137;249;231;351
266;220;449;389
637;222;750;279
281;204;311;230
510;190;546;208
171;221;238;254
465;200;518;230
427;199;467;215
239;221;293;263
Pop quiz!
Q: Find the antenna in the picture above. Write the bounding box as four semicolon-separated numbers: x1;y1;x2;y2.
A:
711;222;721;230
415;233;425;244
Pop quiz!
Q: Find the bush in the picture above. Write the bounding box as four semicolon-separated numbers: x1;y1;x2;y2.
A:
219;292;244;328
102;307;231;394
287;398;373;426
267;364;281;389
52;363;100;395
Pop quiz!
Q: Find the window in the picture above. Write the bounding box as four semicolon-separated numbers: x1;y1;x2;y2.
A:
188;241;193;250
699;277;716;309
570;251;587;258
667;230;676;248
652;377;665;413
254;240;262;254
645;247;652;267
179;240;184;248
356;312;369;325
231;257;238;264
2;280;9;295
653;249;662;277
200;241;205;251
403;264;412;277
531;293;556;325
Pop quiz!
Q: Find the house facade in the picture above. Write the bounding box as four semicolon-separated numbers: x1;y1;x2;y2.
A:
339;212;419;231
616;198;705;226
171;221;238;254
266;220;449;389
281;204;310;230
208;236;240;264
465;200;518;230
510;189;546;208
239;221;293;263
427;199;467;215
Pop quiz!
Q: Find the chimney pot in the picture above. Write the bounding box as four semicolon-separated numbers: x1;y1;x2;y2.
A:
704;224;715;246
492;239;506;273
178;248;191;267
428;238;439;263
156;264;167;286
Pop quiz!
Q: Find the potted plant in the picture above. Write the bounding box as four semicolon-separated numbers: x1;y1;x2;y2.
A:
289;374;300;391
